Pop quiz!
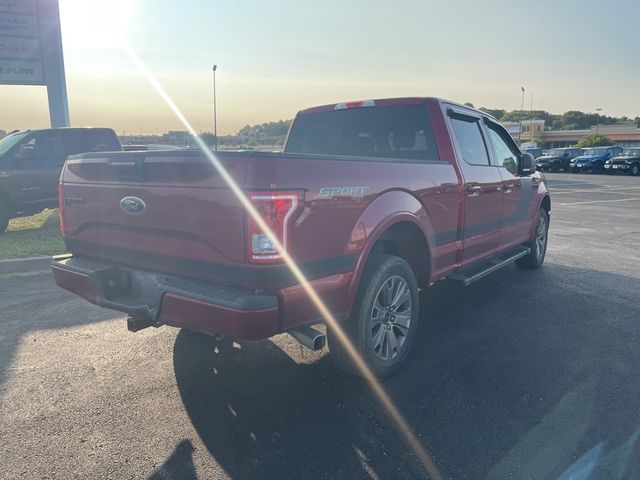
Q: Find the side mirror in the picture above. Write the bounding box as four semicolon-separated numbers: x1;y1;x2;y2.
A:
519;152;534;176
16;143;36;161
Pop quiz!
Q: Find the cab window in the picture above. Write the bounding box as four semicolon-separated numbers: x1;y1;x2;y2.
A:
485;121;520;174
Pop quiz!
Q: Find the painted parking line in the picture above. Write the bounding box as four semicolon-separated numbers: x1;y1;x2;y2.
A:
551;188;640;195
559;196;640;206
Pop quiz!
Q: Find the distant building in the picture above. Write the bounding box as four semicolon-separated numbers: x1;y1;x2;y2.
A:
542;124;640;148
166;131;193;147
502;120;640;148
502;120;545;143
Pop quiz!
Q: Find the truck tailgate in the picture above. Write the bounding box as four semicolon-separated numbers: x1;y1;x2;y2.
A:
60;151;250;283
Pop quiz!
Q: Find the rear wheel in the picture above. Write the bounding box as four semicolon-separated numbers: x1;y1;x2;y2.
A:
516;209;549;269
328;254;419;378
550;162;560;173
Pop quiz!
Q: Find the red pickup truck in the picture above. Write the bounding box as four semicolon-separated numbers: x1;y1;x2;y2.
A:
52;97;550;377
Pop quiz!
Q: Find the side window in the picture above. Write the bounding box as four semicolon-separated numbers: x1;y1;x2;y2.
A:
34;133;66;165
450;116;490;165
485;122;520;174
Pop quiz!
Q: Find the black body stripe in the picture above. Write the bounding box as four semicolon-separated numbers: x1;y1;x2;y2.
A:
65;239;357;286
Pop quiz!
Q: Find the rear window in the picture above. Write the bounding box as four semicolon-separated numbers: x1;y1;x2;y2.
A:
285;104;439;161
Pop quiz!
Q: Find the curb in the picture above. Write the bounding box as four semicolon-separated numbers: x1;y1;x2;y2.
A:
0;256;52;275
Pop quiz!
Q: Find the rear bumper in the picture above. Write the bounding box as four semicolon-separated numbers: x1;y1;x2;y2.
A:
51;255;280;339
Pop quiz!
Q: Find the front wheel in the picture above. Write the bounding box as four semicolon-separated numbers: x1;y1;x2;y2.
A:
328;254;419;378
631;164;640;176
0;205;10;235
550;162;560;173
516;209;549;269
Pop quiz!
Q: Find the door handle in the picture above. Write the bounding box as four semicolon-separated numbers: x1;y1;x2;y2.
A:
466;184;482;197
504;183;515;194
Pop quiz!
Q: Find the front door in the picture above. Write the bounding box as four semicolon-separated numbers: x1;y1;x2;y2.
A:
7;131;67;211
447;107;504;267
483;119;534;250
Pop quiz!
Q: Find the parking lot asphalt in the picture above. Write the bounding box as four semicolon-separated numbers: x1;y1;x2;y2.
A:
1;173;639;480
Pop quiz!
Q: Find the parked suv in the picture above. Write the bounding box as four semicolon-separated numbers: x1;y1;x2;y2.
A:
604;148;640;176
536;147;582;172
570;146;623;173
0;128;122;233
523;147;543;159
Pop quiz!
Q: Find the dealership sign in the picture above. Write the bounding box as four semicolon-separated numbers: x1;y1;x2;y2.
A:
0;0;44;84
0;0;69;126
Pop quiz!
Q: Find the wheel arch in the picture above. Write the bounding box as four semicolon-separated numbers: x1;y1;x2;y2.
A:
344;191;435;319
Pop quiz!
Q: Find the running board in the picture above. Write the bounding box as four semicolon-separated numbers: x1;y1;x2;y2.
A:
449;247;531;286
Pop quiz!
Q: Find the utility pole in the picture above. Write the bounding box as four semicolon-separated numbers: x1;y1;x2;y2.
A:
596;108;602;135
518;86;525;145
212;65;218;151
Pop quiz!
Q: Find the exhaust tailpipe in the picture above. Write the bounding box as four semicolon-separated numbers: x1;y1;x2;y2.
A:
127;316;156;333
289;325;326;351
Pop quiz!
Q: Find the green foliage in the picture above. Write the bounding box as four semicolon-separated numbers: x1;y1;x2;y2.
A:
237;119;292;138
0;129;6;139
576;134;613;148
464;102;475;108
479;108;506;120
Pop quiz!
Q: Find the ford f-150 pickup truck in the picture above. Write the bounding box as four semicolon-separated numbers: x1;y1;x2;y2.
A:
52;98;550;377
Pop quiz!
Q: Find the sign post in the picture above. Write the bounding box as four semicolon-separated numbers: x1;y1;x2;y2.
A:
0;0;69;127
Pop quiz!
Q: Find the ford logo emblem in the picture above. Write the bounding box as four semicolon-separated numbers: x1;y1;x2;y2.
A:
120;196;146;216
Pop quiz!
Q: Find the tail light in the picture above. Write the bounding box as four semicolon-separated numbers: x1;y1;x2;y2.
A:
247;191;302;264
58;183;66;235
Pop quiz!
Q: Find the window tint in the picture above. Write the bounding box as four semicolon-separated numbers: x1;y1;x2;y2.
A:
450;116;490;165
485;122;520;174
63;130;119;155
33;133;66;165
285;105;439;161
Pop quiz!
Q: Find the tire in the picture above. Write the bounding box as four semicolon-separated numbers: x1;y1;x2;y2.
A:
516;209;549;269
550;162;560;173
328;254;419;378
0;205;10;235
631;164;640;177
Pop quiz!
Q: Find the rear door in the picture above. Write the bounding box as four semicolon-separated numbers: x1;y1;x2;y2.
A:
483;119;534;250
446;107;504;266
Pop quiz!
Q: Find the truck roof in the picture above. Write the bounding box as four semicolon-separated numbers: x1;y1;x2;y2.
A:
297;97;497;121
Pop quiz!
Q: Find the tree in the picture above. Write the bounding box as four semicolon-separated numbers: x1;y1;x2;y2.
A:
0;129;6;139
576;134;613;148
479;108;506;120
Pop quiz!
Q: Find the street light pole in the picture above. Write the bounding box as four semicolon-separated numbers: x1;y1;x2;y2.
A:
596;108;602;135
518;86;525;145
212;65;218;151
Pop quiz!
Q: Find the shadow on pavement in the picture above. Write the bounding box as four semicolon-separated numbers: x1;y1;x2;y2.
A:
149;440;197;480
171;262;640;479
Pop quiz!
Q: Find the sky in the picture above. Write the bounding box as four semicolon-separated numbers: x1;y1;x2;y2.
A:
2;0;640;135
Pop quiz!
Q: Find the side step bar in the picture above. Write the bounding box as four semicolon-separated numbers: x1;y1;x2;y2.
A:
449;247;531;286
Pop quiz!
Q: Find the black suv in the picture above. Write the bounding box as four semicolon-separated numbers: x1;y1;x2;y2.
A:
0;128;122;233
535;147;583;172
604;147;640;176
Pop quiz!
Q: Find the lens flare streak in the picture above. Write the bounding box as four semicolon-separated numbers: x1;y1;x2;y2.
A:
122;43;441;480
